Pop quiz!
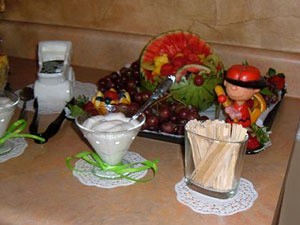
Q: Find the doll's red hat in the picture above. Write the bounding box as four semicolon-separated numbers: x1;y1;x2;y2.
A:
225;64;266;89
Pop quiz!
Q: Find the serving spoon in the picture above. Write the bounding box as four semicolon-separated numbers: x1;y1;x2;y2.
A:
130;75;175;121
18;87;34;120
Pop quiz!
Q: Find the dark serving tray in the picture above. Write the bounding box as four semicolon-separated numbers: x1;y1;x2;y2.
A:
262;92;286;129
138;91;286;145
138;130;184;144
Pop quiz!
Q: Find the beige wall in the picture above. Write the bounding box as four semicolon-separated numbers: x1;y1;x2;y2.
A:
1;0;300;97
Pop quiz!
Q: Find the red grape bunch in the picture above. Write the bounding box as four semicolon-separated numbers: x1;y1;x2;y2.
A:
97;61;208;136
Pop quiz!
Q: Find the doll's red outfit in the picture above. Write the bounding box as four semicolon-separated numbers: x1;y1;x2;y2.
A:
225;101;251;128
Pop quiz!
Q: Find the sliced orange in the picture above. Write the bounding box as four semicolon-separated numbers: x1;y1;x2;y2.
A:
253;93;267;112
250;93;267;124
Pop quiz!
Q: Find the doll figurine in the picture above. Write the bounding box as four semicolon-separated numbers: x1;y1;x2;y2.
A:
215;64;267;128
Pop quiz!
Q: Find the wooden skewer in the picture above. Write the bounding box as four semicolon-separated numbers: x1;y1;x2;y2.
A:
186;120;247;191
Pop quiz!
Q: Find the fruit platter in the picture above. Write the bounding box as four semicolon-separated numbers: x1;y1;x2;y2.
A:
67;30;286;153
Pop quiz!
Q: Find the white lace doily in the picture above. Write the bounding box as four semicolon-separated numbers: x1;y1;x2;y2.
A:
72;151;148;188
0;138;28;163
16;81;97;114
175;178;258;216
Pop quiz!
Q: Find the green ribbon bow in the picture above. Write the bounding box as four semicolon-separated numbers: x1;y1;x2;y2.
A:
66;151;159;182
0;119;45;145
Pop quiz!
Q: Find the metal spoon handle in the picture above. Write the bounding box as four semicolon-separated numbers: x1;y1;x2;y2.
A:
131;75;175;121
18;101;27;120
152;75;175;99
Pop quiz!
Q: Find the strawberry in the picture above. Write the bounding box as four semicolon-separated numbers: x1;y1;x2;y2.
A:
265;68;285;90
267;73;285;90
104;89;119;101
247;134;262;151
83;101;99;116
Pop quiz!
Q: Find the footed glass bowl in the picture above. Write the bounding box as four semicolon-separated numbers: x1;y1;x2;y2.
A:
75;112;146;166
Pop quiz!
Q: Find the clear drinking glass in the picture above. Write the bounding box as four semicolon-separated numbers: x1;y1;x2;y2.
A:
184;128;248;199
0;90;20;153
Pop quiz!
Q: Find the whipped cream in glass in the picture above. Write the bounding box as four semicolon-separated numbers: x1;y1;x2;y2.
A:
0;91;19;138
76;112;145;165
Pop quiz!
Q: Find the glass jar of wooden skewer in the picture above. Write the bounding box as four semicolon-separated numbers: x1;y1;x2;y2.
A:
184;119;248;199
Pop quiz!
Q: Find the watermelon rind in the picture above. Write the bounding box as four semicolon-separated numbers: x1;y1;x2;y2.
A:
139;30;224;111
139;30;223;89
175;64;211;81
170;64;223;111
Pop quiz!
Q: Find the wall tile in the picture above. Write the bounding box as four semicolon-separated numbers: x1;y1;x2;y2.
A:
1;0;299;97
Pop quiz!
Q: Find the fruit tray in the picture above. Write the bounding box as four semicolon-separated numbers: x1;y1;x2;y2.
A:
92;60;286;148
138;130;184;144
65;30;286;154
137;91;285;145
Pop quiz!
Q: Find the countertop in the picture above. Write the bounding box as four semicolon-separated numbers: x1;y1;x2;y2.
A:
0;57;300;225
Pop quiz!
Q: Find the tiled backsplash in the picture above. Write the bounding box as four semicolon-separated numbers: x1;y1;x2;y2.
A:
1;0;300;98
1;21;299;99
